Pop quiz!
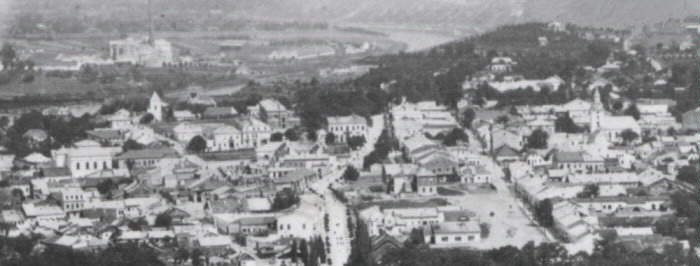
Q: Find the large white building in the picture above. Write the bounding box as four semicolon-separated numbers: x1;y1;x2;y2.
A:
52;140;122;178
327;114;368;142
173;118;272;152
109;37;174;67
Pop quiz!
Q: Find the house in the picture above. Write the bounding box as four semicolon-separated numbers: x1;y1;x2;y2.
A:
52;140;122;177
423;221;481;247
194;234;233;255
86;129;125;146
251;99;300;129
226;216;276;235
203;107;238;120
115;147;180;169
106;109;132;130
550;150;605;174
551;200;595;242
369;233;402;265
493;145;521;163
491;128;524;151
460;165;492;184
0;149;15;172
327;114;368;142
173;110;197;121
273;168;317;192
682;107;700;131
43;234;109;251
573;196;670;214
22;202;65;222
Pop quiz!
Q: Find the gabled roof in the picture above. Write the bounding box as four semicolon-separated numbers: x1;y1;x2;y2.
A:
494;145;520;158
327;114;367;125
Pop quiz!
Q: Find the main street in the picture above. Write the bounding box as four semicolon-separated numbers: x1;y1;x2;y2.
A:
310;114;384;266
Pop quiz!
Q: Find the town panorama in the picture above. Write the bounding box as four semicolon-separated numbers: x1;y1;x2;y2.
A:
0;0;698;265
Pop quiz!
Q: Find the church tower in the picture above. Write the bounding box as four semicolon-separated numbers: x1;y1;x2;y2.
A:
148;91;167;122
589;88;604;132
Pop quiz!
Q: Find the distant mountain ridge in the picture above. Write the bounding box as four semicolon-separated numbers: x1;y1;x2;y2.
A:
6;0;699;34
231;0;699;31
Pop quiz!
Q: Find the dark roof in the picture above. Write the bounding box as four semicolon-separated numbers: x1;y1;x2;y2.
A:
87;129;123;140
203;107;237;118
40;167;71;177
200;149;255;161
116;147;179;160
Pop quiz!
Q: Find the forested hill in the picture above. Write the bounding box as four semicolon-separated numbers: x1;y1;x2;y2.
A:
236;22;699;132
238;23;618;130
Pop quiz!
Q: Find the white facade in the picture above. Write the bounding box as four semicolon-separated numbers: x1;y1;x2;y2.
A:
148;92;168;122
52;140;122;178
109;37;174;67
327;114;368;142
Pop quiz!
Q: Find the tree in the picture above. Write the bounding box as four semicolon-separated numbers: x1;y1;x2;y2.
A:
96;179;117;197
624;104;641;120
299;239;309;266
186;136;207;153
325;132;336;145
442;128;469;146
191;249;203;266
139;113;154;124
307;130;318;141
526;129;548;149
347;135;366;150
174;248;190;265
620;129;639;145
534;199;554;227
577;184;600;198
154;212;173;228
272;188;299;210
284;129;299;141
676;166;698;184
461;108;476;128
290;240;299;263
270;132;284;142
555;114;582;133
0;43;16;70
342;166;360;182
122;139;145;151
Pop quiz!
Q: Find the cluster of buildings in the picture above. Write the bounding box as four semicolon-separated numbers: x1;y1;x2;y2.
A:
0;90;379;265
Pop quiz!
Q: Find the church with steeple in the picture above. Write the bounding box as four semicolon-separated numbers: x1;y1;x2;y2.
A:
586;88;641;145
148;91;169;122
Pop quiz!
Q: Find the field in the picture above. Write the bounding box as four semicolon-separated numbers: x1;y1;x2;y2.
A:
0;27;410;99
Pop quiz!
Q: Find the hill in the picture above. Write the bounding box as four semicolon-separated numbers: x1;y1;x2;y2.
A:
4;0;699;35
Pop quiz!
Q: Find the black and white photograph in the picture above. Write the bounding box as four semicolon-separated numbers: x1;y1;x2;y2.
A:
0;0;698;265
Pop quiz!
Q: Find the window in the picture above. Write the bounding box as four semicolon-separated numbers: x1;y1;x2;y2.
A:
441;236;448;242
76;163;80;170
468;235;474;241
455;236;462;241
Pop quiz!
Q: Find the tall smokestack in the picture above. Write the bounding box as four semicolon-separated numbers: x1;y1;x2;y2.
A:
147;0;154;45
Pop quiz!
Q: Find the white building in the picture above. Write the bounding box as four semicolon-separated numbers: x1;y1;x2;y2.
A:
423;221;481;247
148;92;168;122
52;140;122;178
276;195;323;239
327;114;368;142
109;37;174;67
